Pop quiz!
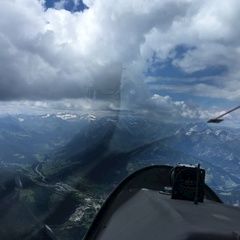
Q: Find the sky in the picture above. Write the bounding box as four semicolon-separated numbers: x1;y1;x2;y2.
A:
0;0;240;123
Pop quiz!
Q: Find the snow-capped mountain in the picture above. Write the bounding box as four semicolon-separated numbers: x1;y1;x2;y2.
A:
166;123;240;175
1;113;240;205
37;116;239;205
40;112;97;121
0;113;97;164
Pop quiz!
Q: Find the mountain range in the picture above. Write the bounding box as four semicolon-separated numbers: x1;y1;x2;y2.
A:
0;112;240;239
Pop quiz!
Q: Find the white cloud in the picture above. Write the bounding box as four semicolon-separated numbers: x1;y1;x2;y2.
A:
150;94;214;120
149;93;240;126
0;98;112;115
0;0;240;111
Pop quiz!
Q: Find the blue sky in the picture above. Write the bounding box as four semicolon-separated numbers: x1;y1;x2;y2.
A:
45;0;88;12
144;47;231;109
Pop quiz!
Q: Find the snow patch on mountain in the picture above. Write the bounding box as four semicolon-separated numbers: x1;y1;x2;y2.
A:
18;118;24;122
220;175;238;189
81;114;96;121
186;126;197;136
41;114;51;119
215;130;223;136
56;113;77;120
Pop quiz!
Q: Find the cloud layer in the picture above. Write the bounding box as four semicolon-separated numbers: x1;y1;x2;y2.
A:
0;0;240;118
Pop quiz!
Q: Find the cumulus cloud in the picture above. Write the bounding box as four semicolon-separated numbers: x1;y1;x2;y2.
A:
150;94;215;120
0;0;240;116
149;94;240;126
0;98;112;115
0;0;124;101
